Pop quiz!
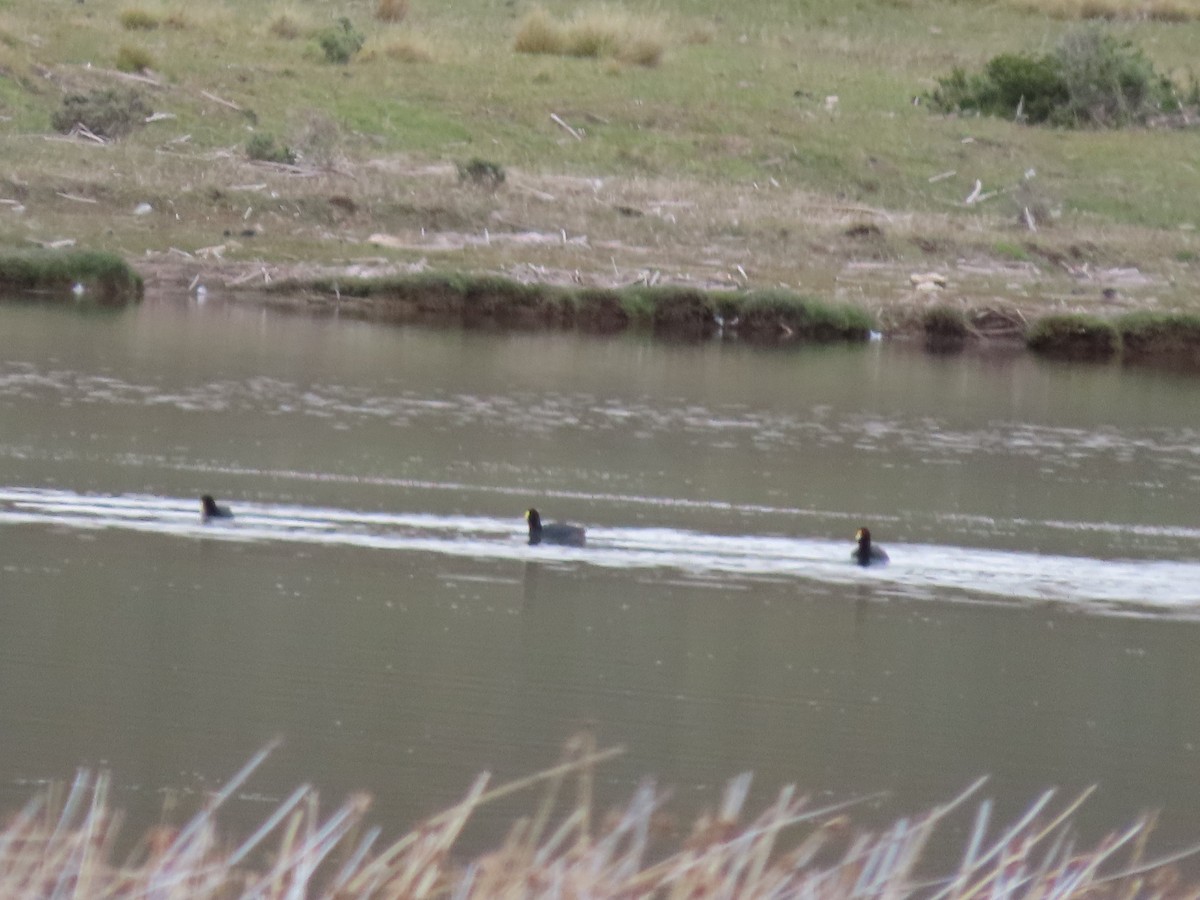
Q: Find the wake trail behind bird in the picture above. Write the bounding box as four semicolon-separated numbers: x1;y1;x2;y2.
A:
1;487;1198;614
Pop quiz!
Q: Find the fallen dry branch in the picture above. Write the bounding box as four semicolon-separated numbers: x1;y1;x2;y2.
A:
550;112;584;141
199;89;245;113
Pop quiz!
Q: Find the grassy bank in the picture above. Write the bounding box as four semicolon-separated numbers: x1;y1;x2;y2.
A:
1025;309;1200;367
5;741;1197;897
0;249;143;305
0;0;1197;327
1026;312;1120;361
271;270;875;342
267;268;1200;370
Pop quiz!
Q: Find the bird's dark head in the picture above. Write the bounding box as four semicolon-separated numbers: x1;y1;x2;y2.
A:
856;527;871;545
202;495;218;516
525;508;543;545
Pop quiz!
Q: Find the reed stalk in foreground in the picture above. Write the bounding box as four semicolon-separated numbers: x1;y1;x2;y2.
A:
2;736;1198;898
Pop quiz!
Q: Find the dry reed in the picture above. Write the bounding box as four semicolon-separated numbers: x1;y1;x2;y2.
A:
2;736;1198;898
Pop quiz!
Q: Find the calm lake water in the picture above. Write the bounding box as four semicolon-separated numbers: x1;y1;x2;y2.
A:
1;295;1199;863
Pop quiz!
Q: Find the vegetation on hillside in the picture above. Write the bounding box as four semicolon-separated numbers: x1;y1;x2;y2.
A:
50;88;151;139
928;26;1195;126
0;0;1197;321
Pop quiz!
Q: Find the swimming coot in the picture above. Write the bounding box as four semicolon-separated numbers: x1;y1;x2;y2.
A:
525;508;585;547
852;527;888;566
201;495;234;521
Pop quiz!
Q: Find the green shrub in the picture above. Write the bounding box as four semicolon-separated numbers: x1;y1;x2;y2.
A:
929;58;1063;123
119;8;159;30
51;89;151;139
317;17;365;64
986;53;1069;123
1055;27;1176;126
928;26;1181;127
115;44;155;73
246;133;297;165
456;157;506;189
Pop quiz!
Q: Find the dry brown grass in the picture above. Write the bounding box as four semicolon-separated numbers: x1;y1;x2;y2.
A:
4;739;1198;898
115;44;155;73
362;31;438;63
161;7;190;29
287;111;343;168
514;5;667;66
683;20;718;45
375;0;410;24
514;6;566;55
265;4;315;39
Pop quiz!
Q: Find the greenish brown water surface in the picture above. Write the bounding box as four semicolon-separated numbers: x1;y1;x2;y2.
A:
1;295;1199;861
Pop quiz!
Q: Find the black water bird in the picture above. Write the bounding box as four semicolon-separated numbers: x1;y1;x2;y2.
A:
201;494;234;521
525;508;585;547
852;527;888;566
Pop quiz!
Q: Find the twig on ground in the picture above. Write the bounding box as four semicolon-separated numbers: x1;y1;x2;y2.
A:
550;113;584;141
200;90;244;113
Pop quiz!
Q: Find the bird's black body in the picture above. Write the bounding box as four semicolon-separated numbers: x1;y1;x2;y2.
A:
852;527;887;566
201;494;234;521
526;508;586;547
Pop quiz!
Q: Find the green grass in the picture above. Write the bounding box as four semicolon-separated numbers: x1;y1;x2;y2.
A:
115;43;155;73
118;8;160;31
993;241;1032;262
